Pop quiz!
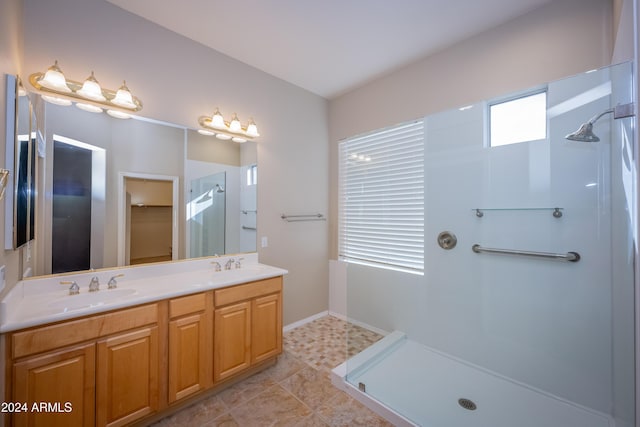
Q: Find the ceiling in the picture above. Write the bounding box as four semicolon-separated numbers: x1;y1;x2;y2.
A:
106;0;556;99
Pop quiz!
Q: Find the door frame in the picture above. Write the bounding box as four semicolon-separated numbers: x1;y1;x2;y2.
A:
117;172;180;266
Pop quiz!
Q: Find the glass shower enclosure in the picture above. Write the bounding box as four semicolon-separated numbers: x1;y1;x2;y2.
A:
340;62;636;427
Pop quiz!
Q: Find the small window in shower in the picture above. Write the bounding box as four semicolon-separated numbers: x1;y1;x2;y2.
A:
246;164;257;186
489;90;547;147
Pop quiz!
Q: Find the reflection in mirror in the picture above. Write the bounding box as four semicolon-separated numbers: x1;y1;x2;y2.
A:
30;95;257;279
189;171;226;257
186;129;257;257
125;177;174;265
6;75;36;251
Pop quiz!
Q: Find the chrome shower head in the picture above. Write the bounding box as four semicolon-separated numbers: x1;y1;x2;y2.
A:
215;184;225;193
565;122;600;142
565;108;614;142
565;103;634;142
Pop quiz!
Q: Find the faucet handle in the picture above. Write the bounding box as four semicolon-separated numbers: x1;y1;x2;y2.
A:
60;281;80;295
108;274;124;289
211;261;222;272
235;258;244;269
89;276;100;292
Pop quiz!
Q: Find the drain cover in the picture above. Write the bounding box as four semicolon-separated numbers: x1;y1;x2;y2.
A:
458;398;477;411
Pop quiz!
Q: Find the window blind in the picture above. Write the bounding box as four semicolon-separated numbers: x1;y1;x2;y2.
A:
339;120;424;274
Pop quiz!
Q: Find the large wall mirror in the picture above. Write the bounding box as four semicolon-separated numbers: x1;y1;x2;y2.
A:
29;95;257;278
4;75;36;251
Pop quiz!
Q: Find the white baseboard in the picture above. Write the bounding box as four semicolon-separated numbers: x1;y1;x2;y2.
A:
284;309;389;337
283;310;329;332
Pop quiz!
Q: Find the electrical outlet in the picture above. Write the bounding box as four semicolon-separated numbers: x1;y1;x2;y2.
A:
261;236;268;248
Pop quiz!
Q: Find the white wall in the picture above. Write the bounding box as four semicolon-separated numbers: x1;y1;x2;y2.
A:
18;0;329;326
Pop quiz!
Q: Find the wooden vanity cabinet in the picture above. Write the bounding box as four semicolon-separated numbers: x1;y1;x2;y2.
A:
9;303;159;427
12;342;95;427
213;277;282;383
251;292;282;364
96;325;159;427
213;301;252;381
5;274;284;427
167;292;212;403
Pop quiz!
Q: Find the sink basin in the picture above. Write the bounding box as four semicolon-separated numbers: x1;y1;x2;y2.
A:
47;288;138;312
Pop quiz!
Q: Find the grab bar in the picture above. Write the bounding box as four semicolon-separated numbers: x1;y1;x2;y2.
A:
242;226;256;231
281;213;326;222
472;244;580;262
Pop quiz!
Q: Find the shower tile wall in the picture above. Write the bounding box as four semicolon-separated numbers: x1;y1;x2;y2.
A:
346;62;635;419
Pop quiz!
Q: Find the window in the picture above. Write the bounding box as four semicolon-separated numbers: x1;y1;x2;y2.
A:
246;164;257;186
489;91;547;147
339;120;424;274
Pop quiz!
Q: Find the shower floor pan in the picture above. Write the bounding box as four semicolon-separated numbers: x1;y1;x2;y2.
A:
331;331;613;427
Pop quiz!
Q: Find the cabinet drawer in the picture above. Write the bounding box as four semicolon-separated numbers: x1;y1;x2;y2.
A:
214;277;282;307
169;292;207;318
12;303;158;359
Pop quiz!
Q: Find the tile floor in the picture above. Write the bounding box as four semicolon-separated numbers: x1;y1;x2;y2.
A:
153;315;391;427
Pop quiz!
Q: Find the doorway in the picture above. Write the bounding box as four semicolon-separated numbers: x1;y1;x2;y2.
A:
51;136;106;274
117;172;179;266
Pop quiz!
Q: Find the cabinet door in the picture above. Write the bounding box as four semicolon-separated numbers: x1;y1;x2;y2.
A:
168;313;208;403
96;326;159;427
251;293;282;364
214;301;251;382
13;342;95;427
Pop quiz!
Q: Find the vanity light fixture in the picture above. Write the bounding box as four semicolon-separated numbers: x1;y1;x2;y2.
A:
29;60;143;119
198;108;260;143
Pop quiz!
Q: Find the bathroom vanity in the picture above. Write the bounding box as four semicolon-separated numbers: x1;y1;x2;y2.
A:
0;255;286;426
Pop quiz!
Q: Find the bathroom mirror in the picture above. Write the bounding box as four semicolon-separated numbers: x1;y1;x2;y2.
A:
31;96;257;277
4;75;36;250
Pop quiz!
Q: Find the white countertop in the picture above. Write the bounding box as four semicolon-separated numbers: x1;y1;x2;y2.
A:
0;255;287;333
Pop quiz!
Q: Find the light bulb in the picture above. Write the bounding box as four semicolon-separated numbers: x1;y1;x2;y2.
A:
232;137;247;143
211;108;226;129
106;109;131;119
76;103;103;113
246;118;259;137
198;129;215;136
38;60;71;93
229;113;242;133
111;81;136;109
42;95;72;106
77;71;106;101
215;133;232;141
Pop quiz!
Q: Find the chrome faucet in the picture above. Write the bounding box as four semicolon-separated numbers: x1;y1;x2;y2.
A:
225;258;235;270
60;281;80;295
211;261;222;272
108;274;124;289
235;258;244;269
89;276;100;292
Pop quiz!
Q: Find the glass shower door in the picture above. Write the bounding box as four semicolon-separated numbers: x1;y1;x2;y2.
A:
188;172;226;257
343;62;635;427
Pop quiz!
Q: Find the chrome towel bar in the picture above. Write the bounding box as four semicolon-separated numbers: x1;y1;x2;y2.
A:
281;213;326;222
472;244;580;262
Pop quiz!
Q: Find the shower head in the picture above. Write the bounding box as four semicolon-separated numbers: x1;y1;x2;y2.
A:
565;103;635;142
565;108;614;142
565;122;600;142
215;184;225;193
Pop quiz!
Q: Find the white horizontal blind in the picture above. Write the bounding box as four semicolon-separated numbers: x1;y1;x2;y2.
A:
339;120;424;274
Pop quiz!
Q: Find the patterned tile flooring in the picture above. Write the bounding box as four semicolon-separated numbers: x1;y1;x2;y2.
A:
153;315;390;427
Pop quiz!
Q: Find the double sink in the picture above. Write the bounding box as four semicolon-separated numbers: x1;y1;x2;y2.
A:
0;256;287;333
